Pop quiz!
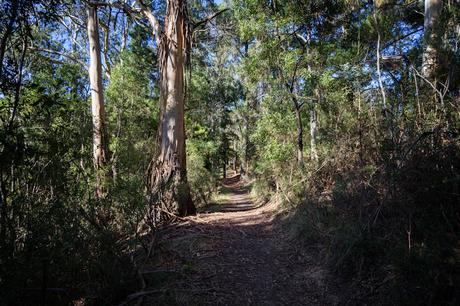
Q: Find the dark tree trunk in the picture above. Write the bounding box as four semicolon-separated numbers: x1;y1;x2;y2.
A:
0;0;18;83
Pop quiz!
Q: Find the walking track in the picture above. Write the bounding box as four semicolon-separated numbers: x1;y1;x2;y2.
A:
127;174;340;305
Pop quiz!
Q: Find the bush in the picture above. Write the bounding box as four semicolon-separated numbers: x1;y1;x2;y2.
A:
187;139;220;207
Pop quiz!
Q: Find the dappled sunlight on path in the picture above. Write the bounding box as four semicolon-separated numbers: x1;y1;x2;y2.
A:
127;174;340;305
200;174;257;213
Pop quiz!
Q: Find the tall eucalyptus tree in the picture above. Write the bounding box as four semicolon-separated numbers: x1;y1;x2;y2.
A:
87;3;108;198
134;0;195;217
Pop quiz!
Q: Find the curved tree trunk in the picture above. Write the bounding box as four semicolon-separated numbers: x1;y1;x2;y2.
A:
148;0;195;219
87;5;108;198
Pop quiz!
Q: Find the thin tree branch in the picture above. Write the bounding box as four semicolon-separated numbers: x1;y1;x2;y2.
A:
135;0;162;46
295;33;308;45
58;17;85;51
193;8;229;29
29;47;88;69
89;1;143;22
382;27;423;50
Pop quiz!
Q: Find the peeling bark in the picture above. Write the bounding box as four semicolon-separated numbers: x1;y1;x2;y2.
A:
147;0;195;219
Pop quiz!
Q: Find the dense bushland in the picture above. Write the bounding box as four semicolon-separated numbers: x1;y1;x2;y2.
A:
0;1;227;304
233;1;460;303
1;0;459;305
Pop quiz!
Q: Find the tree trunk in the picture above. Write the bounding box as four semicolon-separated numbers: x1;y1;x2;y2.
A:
233;147;238;173
87;5;108;198
422;0;442;80
222;133;228;179
310;94;318;162
294;104;304;165
148;0;195;218
373;10;387;112
0;0;18;83
240;41;251;176
243;130;249;174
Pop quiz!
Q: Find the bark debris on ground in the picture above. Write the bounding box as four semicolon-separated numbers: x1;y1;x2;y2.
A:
125;174;340;306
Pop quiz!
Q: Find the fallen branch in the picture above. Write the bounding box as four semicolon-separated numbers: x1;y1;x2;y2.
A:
157;206;189;222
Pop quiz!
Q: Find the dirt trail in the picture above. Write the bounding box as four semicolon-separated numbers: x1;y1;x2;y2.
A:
133;174;339;305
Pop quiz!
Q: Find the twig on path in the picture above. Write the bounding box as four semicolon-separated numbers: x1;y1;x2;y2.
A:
195;253;218;260
139;268;178;275
147;231;157;258
199;272;217;280
157;207;203;225
157;207;189;221
118;290;164;306
236;228;248;237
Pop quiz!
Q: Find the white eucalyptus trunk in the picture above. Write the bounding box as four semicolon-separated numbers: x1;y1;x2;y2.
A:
87;5;108;198
422;0;443;79
310;91;319;162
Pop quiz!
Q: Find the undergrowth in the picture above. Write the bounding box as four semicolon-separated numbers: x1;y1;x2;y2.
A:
252;131;460;305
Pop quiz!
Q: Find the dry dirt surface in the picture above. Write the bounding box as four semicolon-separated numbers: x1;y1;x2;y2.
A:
125;174;340;306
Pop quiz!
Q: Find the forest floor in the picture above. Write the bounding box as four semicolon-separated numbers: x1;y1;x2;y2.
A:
126;174;341;305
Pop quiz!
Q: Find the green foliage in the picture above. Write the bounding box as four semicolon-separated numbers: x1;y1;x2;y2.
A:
232;0;460;304
1;0;459;304
0;12;156;306
251;108;296;177
106;49;157;176
187;138;219;206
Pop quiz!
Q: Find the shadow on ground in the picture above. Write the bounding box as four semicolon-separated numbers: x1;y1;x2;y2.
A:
120;174;340;305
